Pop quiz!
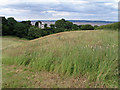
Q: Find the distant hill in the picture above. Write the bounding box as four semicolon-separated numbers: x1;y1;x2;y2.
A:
18;20;117;26
28;20;117;26
30;20;116;23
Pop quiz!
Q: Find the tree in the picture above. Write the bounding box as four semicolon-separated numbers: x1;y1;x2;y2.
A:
78;25;82;30
94;25;99;30
27;26;42;39
2;17;9;35
65;21;73;30
54;28;64;33
21;20;32;26
55;19;66;29
81;24;94;30
2;25;9;35
2;17;7;25
13;22;29;38
72;24;78;30
61;18;66;22
43;27;53;35
44;24;47;28
7;17;17;35
50;24;55;29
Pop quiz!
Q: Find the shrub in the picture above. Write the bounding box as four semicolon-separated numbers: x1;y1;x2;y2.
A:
94;25;99;30
81;24;94;30
72;24;79;30
27;26;42;40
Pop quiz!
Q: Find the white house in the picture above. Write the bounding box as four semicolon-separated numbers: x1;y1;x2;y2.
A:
31;21;45;29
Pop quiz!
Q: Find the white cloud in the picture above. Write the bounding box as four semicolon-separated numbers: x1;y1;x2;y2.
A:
85;14;95;16
0;8;30;15
52;11;70;16
0;0;88;6
59;0;88;4
0;0;60;6
112;11;118;14
104;2;118;9
104;3;113;5
0;0;20;6
0;0;118;21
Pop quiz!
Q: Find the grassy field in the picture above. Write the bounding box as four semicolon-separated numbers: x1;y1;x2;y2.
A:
2;36;27;49
2;30;118;88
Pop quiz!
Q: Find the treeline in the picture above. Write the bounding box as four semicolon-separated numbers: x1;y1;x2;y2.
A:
96;22;119;30
1;17;103;39
2;17;31;39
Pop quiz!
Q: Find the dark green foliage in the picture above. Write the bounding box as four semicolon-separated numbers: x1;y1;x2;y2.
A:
55;28;64;33
2;25;9;35
61;18;66;22
27;26;42;40
2;17;32;38
21;20;32;26
55;19;66;29
2;17;7;25
13;22;29;38
72;24;79;30
55;19;78;31
50;24;55;29
2;17;17;35
2;17;9;35
7;17;17;35
44;24;47;28
65;21;73;30
44;27;53;35
78;25;82;30
94;25;99;30
81;24;94;30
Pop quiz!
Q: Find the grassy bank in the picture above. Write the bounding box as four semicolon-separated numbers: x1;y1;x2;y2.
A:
96;22;118;30
2;30;118;88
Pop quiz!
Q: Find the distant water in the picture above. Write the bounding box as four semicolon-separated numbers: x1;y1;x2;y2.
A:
31;20;116;26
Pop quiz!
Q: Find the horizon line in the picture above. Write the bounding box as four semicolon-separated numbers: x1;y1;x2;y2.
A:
17;19;117;22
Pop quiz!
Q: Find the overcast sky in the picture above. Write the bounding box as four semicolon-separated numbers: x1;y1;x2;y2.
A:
0;0;118;21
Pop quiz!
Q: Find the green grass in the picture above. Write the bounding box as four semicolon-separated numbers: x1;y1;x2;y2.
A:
2;65;41;88
96;22;118;30
2;30;118;88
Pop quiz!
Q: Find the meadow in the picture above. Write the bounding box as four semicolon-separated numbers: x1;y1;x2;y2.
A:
2;30;118;88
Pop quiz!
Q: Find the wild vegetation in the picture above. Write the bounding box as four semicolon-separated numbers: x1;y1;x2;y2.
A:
2;17;97;40
2;30;118;88
96;22;119;30
2;17;118;88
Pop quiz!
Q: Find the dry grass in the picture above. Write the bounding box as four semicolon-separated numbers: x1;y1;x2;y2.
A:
2;36;27;50
3;65;106;88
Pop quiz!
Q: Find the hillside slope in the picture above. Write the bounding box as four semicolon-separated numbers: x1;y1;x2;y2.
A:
2;30;118;88
96;22;118;30
2;36;27;50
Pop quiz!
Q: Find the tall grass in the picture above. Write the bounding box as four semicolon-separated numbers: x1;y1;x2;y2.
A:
2;30;118;87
